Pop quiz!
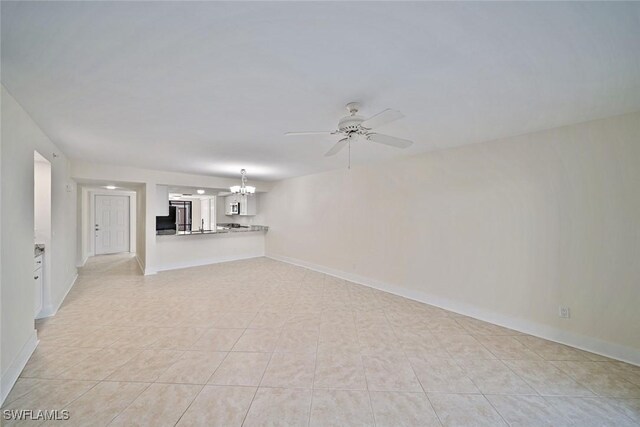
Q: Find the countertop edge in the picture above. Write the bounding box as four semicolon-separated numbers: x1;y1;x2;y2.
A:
156;228;268;237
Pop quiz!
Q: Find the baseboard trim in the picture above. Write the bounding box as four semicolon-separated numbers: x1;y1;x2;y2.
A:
1;330;38;405
76;255;89;268
267;253;640;366
37;273;78;319
156;254;264;273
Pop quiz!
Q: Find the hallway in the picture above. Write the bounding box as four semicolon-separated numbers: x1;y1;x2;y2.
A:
2;254;639;426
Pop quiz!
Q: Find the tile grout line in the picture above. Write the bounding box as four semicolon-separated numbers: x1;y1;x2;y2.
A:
31;343;155;427
307;275;323;427
171;384;206;427
105;348;189;426
103;381;153;426
384;309;445;427
451;339;543;425
240;319;284;427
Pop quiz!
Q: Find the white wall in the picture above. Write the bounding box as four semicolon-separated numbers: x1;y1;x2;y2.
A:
34;157;51;244
136;185;147;273
76;183;86;267
262;111;640;365
0;83;3;395
33;156;53;320
1;86;78;403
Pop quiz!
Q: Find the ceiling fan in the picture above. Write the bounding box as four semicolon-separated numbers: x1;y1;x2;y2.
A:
285;102;413;157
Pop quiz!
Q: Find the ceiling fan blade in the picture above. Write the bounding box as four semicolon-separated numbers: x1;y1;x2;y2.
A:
361;109;404;129
285;131;335;136
324;138;349;157
367;133;413;149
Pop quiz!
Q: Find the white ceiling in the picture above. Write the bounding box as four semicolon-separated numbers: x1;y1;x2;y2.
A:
75;179;142;192
2;2;640;181
168;186;228;198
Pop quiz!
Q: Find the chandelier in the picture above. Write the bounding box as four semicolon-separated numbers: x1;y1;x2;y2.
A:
230;169;255;195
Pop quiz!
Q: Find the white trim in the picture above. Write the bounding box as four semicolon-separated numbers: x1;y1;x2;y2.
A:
135;254;145;275
267;253;640;367
37;273;77;319
76;255;88;268
1;330;38;405
156;254;262;273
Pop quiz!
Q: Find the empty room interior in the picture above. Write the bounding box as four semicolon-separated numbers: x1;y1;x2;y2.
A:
1;1;640;426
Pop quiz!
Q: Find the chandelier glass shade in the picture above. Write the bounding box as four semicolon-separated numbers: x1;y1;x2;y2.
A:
230;169;255;194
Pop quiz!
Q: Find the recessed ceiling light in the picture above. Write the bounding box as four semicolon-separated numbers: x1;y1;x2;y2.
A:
105;185;117;190
197;189;205;195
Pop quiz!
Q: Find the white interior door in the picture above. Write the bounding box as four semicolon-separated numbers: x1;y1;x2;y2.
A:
95;195;130;255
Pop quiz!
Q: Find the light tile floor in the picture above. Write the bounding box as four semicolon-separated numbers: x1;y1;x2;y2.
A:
3;254;639;426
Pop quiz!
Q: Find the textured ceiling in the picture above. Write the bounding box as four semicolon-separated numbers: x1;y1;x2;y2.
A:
2;2;640;180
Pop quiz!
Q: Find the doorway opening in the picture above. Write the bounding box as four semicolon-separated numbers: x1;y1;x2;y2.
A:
77;184;140;271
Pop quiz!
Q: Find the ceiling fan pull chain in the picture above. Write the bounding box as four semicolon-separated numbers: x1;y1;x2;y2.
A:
348;140;351;170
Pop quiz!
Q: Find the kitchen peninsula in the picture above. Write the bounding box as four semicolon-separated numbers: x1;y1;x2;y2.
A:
153;184;268;272
155;224;268;272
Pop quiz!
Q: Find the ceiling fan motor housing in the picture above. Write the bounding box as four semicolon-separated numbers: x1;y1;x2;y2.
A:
338;115;365;133
338;102;368;134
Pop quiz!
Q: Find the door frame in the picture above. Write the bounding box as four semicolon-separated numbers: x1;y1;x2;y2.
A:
88;191;136;257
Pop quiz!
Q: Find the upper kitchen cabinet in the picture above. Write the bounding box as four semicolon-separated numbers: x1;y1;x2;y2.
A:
241;194;257;216
225;194;257;216
156;185;169;216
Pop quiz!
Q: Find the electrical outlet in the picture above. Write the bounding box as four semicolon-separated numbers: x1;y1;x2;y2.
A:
559;306;570;319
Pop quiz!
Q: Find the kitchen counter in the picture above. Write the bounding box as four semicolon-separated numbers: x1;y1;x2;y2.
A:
157;225;268;236
155;225;267;272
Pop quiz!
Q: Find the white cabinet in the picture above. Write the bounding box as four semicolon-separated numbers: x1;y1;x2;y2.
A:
156;185;169;216
241;194;257;216
34;255;43;317
225;194;257;216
